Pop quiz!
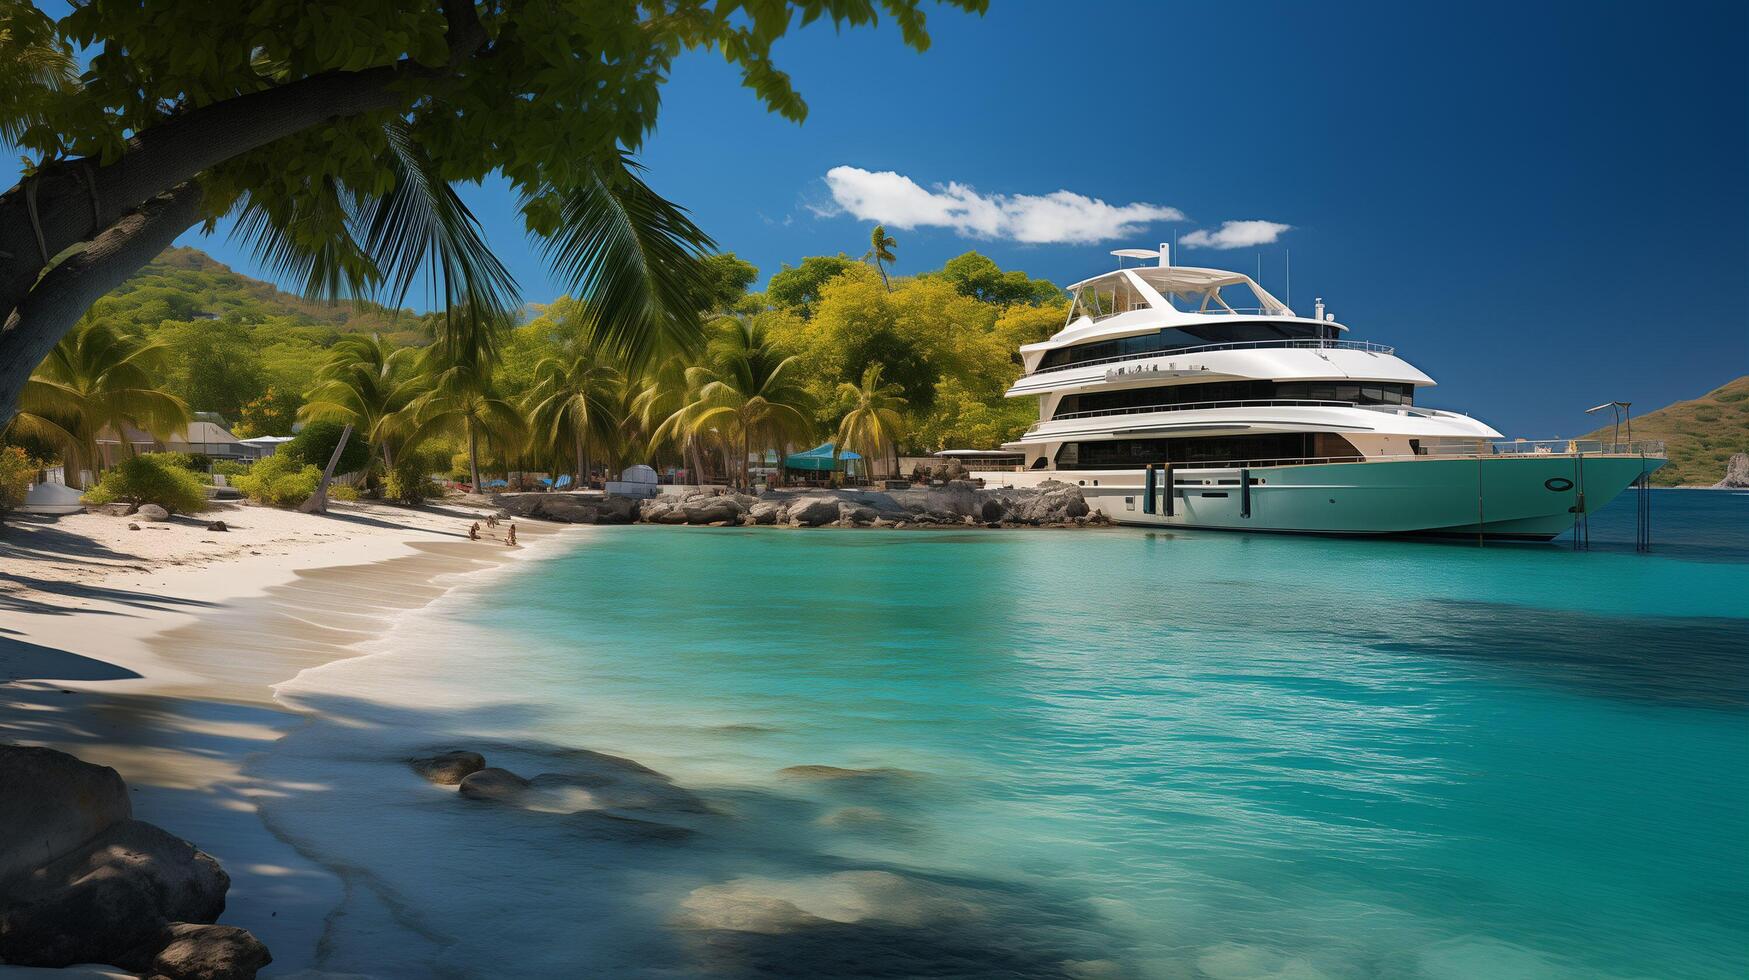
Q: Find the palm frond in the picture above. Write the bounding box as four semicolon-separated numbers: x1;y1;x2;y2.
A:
229;180;379;302
531;156;716;371
358;123;520;360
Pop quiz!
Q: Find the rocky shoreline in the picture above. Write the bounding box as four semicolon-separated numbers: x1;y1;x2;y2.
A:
498;478;1108;529
0;745;271;978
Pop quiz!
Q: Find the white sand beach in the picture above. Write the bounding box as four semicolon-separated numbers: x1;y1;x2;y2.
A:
0;500;575;974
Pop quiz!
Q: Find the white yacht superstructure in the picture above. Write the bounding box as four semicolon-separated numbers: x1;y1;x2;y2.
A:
976;245;1664;539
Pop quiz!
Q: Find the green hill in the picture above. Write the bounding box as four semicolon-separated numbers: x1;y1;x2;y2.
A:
76;248;443;430
93;246;435;345
1581;377;1749;486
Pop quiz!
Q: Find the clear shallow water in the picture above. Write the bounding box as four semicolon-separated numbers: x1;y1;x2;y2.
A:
256;490;1749;978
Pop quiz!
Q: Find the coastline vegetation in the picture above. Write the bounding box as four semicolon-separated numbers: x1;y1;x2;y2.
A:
2;241;1065;497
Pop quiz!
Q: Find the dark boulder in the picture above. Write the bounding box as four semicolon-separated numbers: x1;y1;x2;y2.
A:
0;819;229;967
458;767;532;802
0;745;132;883
409;750;487;786
147;922;273;980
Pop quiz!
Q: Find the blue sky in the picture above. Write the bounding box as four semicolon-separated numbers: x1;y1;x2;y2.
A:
61;1;1749;437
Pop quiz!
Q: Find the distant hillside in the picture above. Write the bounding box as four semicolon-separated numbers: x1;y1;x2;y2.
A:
1581;377;1749;486
92;247;435;347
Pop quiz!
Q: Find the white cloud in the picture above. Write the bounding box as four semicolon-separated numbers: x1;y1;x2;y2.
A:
817;166;1186;245
1180;220;1292;250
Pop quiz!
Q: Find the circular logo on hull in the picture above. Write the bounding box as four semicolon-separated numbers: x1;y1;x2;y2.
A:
1544;477;1575;492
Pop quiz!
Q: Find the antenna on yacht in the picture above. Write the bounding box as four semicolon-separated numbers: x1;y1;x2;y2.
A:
1285;250;1291;309
1159;242;1171;268
1314;297;1325;321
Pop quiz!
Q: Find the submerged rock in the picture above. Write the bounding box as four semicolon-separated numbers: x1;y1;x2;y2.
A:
777;765;917;783
409;750;487;785
564;810;695;843
457;767;532;802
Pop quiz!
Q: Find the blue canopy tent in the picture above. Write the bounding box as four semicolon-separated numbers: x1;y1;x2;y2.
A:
782;443;862;475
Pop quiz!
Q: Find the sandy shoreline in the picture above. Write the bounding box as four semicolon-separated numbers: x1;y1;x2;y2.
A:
0;499;578;974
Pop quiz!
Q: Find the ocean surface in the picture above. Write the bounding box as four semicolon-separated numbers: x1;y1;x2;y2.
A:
256;489;1749;979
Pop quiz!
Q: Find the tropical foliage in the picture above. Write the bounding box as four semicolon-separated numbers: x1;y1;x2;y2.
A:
834;364;908;476
5;237;1070;495
0;0;982;431
233;453;325;508
9;319;191;486
0;446;34;516
81;453;207;514
655;318;817;488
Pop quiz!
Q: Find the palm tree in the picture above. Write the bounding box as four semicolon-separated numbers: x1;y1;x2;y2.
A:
656;318;815;489
524;350;621;486
9;319;189;486
866;224;897;291
633;353;710;481
833;362;908;480
405;347;524;493
297;335;424;504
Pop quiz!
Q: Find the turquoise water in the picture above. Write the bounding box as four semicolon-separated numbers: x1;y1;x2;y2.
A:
258;490;1749;978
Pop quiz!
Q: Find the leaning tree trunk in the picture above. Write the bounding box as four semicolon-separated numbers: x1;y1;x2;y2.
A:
300;422;354;514
467;418;481;493
581;434;593;490
686;436;704;487
0;7;494;428
574;429;585;487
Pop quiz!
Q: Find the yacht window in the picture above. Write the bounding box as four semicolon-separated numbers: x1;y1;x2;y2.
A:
1039;320;1339;369
1051;381;1414;418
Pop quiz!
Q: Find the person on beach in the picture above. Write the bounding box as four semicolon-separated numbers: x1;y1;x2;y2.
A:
486;514;498;528
468;522;480;540
506;524;517;547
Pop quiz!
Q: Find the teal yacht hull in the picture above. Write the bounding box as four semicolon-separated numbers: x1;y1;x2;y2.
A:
1047;454;1665;540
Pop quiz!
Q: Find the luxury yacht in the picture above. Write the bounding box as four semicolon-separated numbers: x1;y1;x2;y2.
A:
974;245;1664;539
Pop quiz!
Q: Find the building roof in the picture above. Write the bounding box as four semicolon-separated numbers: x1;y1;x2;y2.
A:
171;421;244;447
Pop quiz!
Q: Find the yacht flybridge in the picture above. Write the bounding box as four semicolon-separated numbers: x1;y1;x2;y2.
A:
973;244;1664;539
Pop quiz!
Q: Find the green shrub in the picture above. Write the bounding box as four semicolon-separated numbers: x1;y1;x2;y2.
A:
385;459;432;503
213;459;251;477
234;452;321;507
81;453;208;514
155;452;211;471
330;483;360;502
0;446;35;514
284;421;369;474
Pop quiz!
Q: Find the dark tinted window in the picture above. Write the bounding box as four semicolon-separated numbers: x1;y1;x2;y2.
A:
1056;380;1414;417
1058;433;1316;469
1039;321;1338;370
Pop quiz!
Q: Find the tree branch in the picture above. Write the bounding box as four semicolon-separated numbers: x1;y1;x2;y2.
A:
0;183;205;430
443;0;488;67
0;66;406;320
0;4;495;327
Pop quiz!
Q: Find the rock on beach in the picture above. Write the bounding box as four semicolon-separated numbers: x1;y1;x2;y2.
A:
0;745;269;976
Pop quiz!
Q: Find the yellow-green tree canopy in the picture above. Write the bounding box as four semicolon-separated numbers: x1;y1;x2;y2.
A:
765;253;1066;453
